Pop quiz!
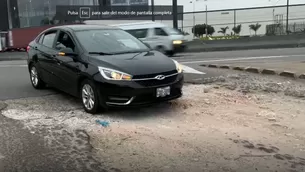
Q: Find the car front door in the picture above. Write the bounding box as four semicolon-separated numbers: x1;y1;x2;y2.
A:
53;30;81;96
36;30;59;85
152;27;170;51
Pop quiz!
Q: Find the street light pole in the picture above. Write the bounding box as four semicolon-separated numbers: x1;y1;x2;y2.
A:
173;0;178;29
286;0;289;34
191;0;196;38
205;4;208;37
151;0;155;21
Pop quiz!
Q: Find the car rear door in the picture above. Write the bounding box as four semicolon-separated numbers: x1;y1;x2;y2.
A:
36;30;59;85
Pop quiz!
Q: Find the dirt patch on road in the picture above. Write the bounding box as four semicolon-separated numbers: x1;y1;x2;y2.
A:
1;74;305;172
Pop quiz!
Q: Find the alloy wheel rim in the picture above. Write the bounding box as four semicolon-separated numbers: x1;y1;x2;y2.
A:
82;84;95;111
31;66;39;86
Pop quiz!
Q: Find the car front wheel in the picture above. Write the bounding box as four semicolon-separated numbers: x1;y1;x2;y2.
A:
81;79;100;114
30;64;45;89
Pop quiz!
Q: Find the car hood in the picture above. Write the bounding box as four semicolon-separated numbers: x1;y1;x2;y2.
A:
89;51;177;76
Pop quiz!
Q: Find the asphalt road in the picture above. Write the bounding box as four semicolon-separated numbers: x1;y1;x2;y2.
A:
1;47;305;172
1;47;305;100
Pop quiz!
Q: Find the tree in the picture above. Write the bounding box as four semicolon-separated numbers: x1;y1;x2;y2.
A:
192;24;215;37
218;26;229;36
249;23;262;36
232;24;242;35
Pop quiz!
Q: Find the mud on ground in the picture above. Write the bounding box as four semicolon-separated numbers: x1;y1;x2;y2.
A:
1;73;305;172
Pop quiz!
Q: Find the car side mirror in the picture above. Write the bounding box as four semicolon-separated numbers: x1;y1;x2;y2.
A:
58;48;77;57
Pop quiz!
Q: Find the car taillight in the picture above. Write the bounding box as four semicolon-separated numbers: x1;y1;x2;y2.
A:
26;45;30;52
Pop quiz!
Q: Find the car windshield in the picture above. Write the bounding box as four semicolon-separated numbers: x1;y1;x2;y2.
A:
75;29;150;54
163;27;183;35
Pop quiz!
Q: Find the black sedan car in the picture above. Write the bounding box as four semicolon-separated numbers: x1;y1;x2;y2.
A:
27;25;184;114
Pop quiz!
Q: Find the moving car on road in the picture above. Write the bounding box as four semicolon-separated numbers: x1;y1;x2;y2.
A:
84;21;187;56
26;25;184;114
112;22;187;56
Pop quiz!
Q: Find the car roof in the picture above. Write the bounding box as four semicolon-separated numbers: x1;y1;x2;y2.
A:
49;24;120;32
111;22;167;30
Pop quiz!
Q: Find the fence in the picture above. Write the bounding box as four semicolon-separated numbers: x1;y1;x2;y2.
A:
13;2;305;38
177;3;305;37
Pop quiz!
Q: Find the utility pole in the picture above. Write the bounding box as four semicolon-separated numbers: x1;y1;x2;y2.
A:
151;0;155;21
286;0;289;34
205;4;208;37
191;0;196;38
173;0;178;29
234;10;236;28
6;0;13;29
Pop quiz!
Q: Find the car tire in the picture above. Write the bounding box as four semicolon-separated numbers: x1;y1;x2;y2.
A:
80;79;100;114
166;51;175;57
29;64;45;89
156;46;166;55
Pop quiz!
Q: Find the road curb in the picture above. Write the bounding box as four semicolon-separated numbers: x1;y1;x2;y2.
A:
261;69;277;75
219;65;230;69
207;64;218;68
232;66;244;71
299;74;305;79
279;71;296;78
202;64;301;80
245;67;260;73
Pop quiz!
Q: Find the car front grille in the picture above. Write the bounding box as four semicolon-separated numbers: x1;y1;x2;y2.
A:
132;70;177;80
134;74;178;87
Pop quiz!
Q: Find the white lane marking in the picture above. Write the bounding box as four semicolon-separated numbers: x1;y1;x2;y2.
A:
182;65;206;74
180;55;287;64
0;65;27;68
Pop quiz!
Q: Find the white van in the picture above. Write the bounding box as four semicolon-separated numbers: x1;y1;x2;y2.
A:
110;22;187;56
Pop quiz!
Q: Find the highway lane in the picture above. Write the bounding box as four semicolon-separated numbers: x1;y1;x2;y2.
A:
1;47;305;100
0;60;210;100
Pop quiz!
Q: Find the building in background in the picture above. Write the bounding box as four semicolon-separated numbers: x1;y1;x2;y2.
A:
0;0;20;31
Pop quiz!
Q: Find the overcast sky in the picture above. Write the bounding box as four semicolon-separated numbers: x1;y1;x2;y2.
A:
151;0;305;12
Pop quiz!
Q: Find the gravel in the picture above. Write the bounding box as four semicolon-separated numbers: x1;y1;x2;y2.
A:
1;73;305;172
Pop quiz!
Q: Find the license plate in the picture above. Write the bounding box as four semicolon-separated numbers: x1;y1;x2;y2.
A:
156;86;171;98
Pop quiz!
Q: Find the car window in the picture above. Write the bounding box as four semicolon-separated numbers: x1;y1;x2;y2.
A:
154;28;168;36
41;32;57;48
125;29;148;39
75;29;150;54
163;27;183;35
55;31;76;51
36;34;43;44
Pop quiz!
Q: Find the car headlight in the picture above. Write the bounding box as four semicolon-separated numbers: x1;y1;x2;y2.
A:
172;60;183;73
173;40;183;44
98;67;132;81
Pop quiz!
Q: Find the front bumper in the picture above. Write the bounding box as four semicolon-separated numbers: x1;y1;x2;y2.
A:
95;73;184;107
173;43;187;53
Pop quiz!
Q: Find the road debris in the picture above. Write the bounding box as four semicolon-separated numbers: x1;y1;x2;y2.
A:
96;120;110;127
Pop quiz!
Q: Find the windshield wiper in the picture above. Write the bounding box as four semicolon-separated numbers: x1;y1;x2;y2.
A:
88;52;114;55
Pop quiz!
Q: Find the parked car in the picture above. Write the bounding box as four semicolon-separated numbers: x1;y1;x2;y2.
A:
27;25;184;114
